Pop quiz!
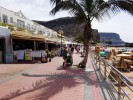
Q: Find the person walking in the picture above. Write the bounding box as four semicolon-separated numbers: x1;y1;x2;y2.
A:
62;46;68;69
71;46;74;54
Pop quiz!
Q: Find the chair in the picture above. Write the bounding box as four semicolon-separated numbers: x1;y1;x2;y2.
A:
125;60;133;71
118;57;130;71
106;52;112;60
112;56;120;68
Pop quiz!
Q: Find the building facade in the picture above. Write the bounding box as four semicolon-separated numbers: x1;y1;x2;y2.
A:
0;6;71;63
0;6;58;38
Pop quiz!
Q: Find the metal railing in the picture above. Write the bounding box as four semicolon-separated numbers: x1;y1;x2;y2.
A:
90;50;133;100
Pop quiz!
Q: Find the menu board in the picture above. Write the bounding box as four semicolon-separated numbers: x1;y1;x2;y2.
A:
25;49;32;61
41;52;47;57
17;50;25;60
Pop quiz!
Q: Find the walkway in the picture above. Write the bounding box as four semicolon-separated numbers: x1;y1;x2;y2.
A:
0;53;115;100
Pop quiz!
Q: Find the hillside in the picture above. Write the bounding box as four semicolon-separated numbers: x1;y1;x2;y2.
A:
34;17;100;42
99;32;125;45
34;17;83;37
34;17;125;45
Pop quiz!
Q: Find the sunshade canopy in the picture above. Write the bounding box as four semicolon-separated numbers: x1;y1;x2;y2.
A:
11;31;46;41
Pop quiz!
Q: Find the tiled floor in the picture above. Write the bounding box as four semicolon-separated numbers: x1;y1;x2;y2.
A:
0;53;104;100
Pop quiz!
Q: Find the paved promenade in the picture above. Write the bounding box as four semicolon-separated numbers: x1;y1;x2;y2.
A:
0;53;114;100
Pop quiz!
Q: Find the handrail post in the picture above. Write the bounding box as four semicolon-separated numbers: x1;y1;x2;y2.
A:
104;61;107;80
96;53;99;65
96;54;97;64
98;54;100;70
118;77;122;100
94;54;97;64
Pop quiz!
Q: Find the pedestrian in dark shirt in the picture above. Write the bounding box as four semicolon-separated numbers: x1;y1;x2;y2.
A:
62;46;68;69
71;46;74;54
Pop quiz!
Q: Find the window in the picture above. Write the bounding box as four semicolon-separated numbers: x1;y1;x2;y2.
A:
2;14;8;23
17;19;25;28
10;17;13;23
31;25;33;30
27;24;30;30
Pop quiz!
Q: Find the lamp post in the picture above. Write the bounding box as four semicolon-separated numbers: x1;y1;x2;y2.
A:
58;28;64;56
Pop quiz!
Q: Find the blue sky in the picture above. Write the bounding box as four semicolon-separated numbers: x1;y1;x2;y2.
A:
0;0;133;43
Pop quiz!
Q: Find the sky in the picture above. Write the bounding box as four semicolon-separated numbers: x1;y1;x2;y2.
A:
0;0;133;43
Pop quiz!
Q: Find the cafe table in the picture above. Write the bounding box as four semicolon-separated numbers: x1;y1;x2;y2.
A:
116;54;131;59
123;52;132;55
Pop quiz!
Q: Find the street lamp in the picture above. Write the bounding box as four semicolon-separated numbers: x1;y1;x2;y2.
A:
58;27;64;56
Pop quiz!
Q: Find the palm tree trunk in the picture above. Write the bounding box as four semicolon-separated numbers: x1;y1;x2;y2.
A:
79;20;92;68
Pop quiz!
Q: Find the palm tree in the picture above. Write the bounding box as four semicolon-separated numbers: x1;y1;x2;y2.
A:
50;0;133;67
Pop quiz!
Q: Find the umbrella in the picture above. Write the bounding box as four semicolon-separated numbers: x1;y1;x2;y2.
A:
106;52;112;60
116;54;131;59
123;52;132;54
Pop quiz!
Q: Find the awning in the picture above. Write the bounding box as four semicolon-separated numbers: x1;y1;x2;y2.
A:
11;31;32;39
11;31;46;41
46;38;57;44
31;34;46;41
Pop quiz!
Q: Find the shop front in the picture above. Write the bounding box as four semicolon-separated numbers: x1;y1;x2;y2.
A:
11;31;47;62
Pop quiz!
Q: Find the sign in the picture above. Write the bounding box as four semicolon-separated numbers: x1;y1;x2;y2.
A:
25;49;32;61
41;52;47;57
17;50;24;60
41;52;47;63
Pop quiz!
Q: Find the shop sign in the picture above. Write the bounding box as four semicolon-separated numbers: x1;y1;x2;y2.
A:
17;50;25;60
25;49;32;61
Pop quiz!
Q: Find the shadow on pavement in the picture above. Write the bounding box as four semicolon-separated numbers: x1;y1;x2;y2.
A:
0;69;85;100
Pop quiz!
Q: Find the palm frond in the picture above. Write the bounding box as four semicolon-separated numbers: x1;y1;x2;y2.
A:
50;0;133;22
91;0;121;21
80;0;93;15
50;0;61;6
50;0;87;22
109;0;133;16
89;0;133;22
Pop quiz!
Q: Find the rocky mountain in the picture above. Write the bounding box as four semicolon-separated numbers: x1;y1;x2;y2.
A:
34;17;100;42
99;32;125;45
34;17;85;37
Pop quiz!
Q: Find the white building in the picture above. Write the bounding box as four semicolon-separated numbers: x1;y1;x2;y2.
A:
0;6;58;38
0;6;63;63
0;6;74;63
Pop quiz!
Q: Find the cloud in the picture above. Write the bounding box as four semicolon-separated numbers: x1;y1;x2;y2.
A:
0;0;70;21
